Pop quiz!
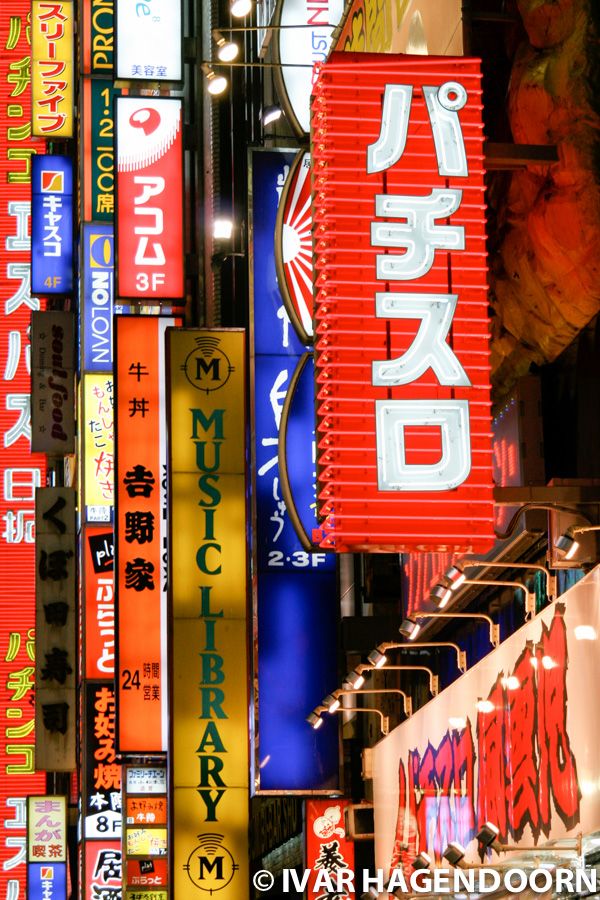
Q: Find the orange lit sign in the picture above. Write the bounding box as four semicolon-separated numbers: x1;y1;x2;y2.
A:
115;317;178;753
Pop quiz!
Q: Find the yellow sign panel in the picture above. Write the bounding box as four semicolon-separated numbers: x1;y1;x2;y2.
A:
83;373;114;517
168;329;248;900
126;828;168;857
32;0;74;137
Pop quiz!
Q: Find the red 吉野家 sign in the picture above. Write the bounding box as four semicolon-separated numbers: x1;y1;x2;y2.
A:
116;97;184;301
0;6;47;898
311;54;494;552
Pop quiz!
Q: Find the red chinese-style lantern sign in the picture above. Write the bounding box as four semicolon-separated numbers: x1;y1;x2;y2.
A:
311;53;495;553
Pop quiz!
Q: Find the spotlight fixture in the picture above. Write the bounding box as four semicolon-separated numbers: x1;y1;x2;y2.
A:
445;558;556;601
306;710;323;730
476;821;582;855
554;524;600;561
376;640;467;673
367;648;387;668
477;821;502;853
330;687;412;718
322;705;389;735
446;563;466;588
230;0;252;16
201;63;228;95
344;669;365;690
402;613;500;648
429;582;452;608
399;618;421;641
443;842;468;868
412;852;432;870
555;530;579;559
262;104;283;126
212;29;239;61
323;692;341;713
376;665;438;696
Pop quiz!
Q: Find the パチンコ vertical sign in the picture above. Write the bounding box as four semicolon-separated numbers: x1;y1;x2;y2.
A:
116;97;184;302
116;317;175;753
311;54;494;553
168;329;249;900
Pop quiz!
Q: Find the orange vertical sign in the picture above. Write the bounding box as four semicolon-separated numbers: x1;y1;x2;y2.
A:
115;316;178;752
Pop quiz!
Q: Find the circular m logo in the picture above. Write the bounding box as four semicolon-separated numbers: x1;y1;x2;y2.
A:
184;834;238;893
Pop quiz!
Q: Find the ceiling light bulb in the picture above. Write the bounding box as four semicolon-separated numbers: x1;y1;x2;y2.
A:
217;40;239;62
213;217;233;239
206;72;228;95
230;0;252;16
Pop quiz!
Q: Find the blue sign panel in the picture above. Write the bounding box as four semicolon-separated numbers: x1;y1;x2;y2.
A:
31;155;74;294
28;863;67;900
82;224;114;372
251;148;338;791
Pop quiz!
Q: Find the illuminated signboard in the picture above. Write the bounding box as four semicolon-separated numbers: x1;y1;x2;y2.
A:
0;8;47;899
83;526;114;678
82;80;121;222
32;0;74;137
169;329;249;900
27;796;67;862
116;0;182;82
250;149;338;792
126;796;167;826
275;150;313;344
126;828;167;857
28;864;67;900
273;0;343;135
35;488;76;771
115;316;176;753
311;54;495;553
31;156;73;294
126;767;167;794
82;0;114;73
372;574;600;872
84;682;122;839
81;225;121;372
335;0;463;55
305;800;355;899
83;373;114;522
30;311;75;453
84;841;122;900
116;97;184;301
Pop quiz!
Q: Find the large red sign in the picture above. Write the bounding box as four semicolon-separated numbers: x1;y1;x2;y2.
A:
116;97;184;301
311;54;494;552
0;7;47;899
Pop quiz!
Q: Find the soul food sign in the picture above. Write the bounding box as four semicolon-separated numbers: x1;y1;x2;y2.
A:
372;571;600;874
311;54;494;552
